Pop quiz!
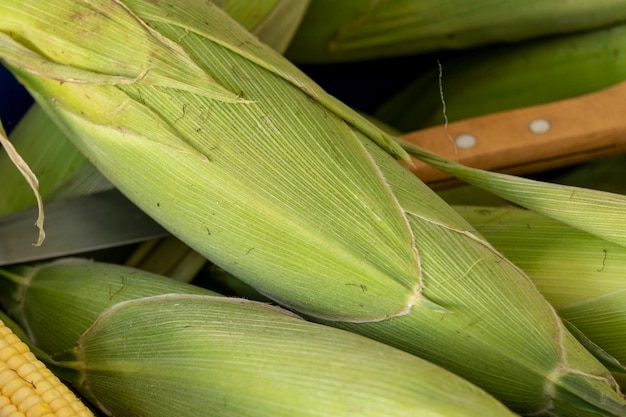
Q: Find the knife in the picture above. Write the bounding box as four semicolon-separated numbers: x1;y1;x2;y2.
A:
2;81;626;265
402;80;626;188
0;189;169;266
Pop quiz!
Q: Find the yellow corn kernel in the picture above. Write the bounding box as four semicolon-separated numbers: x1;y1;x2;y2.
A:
0;319;94;417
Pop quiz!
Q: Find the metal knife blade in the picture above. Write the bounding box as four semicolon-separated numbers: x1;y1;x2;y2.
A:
0;189;170;266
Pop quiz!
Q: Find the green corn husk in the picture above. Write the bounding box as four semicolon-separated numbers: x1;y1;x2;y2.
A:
0;260;517;417
1;1;625;415
285;0;626;63
398;139;626;250
454;205;626;372
0;258;218;355
376;22;626;132
205;264;274;301
0;104;113;215
0;0;307;216
219;0;311;55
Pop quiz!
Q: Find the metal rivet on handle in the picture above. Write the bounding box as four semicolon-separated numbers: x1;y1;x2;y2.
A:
529;119;551;134
454;133;477;149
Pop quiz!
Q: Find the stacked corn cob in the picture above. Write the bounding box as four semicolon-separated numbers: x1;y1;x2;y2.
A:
0;259;518;417
454;206;626;381
285;0;626;63
0;0;309;216
0;315;95;417
1;1;626;417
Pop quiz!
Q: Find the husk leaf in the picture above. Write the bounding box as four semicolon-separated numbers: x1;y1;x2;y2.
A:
0;258;218;356
57;294;518;417
286;0;626;63
399;138;626;249
0;104;113;215
455;205;626;373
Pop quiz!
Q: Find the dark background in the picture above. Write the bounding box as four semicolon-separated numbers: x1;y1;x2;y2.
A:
0;65;33;134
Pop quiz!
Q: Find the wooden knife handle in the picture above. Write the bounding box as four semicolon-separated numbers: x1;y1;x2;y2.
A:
400;81;626;188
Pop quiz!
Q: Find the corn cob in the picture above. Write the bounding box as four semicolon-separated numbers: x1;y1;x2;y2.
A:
0;315;94;417
376;22;626;131
454;205;626;373
1;1;625;415
0;258;218;356
0;260;518;417
285;0;626;63
0;0;307;218
219;0;311;54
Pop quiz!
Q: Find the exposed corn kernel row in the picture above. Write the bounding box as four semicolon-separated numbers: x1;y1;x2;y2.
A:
0;319;94;417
